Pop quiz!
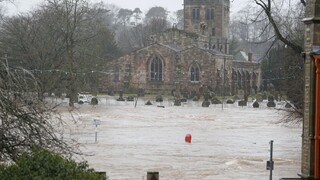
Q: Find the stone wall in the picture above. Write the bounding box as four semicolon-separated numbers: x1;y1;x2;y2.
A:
301;0;320;177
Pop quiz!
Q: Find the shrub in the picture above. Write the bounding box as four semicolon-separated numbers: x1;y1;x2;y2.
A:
0;147;106;180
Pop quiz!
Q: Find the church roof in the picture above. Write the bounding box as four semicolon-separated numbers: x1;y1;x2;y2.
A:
158;43;184;52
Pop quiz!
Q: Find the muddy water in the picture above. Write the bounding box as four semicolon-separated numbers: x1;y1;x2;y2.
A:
64;99;301;180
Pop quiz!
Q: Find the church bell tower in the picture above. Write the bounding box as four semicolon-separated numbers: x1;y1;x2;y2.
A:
183;0;230;54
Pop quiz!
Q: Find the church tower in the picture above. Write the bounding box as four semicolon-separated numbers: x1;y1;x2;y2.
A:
184;0;230;54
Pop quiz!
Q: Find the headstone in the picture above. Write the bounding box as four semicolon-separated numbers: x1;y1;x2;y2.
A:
253;101;259;108
180;98;187;103
91;97;98;105
117;90;125;101
238;100;247;106
145;100;152;105
202;100;210;107
267;101;276;107
211;98;222;104
126;96;134;101
155;95;163;102
226;99;234;104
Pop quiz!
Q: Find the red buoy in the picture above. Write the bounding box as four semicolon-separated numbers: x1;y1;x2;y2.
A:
185;134;192;143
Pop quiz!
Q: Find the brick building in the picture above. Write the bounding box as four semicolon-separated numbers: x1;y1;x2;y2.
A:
101;0;261;96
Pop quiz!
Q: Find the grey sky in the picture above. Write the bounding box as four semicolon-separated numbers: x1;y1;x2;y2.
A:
2;0;247;16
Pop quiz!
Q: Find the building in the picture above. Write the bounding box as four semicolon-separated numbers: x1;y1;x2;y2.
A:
100;0;261;98
300;0;320;178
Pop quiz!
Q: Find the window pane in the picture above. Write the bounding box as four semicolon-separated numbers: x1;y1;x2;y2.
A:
150;57;162;81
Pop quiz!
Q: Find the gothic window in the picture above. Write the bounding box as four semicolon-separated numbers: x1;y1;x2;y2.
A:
124;64;131;82
150;56;163;82
206;8;214;20
190;64;200;82
212;28;215;36
192;8;200;20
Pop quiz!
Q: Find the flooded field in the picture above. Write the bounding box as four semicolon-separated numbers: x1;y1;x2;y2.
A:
59;97;301;180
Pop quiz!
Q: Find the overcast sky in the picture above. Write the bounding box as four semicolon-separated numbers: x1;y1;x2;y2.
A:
2;0;247;16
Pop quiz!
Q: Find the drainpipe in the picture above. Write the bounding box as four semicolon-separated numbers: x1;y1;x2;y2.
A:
314;54;320;179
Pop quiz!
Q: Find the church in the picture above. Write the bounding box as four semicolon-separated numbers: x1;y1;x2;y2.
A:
101;0;261;97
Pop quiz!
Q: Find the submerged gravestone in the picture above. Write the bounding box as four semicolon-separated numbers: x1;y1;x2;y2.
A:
267;95;276;107
91;97;98;105
226;99;234;104
126;96;134;101
202;101;210;107
155;95;163;102
253;101;259;108
145;100;152;105
117;90;125;101
238;100;247;107
181;98;187;103
211;97;222;104
267;101;276;107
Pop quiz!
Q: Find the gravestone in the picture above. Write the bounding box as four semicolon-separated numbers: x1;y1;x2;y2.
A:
91;97;98;105
238;100;247;106
155;95;163;102
145;100;152;105
202;100;210;107
253;101;259;108
126;96;134;101
117;90;125;101
267;101;276;107
226;99;234;104
211;98;222;104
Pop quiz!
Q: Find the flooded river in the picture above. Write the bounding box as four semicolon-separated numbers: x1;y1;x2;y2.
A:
62;98;301;180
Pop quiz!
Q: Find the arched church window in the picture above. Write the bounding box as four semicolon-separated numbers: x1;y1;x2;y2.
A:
150;56;163;82
190;64;200;82
206;8;214;20
192;8;200;20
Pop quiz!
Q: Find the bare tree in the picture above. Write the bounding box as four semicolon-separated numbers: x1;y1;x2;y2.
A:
0;60;76;161
0;0;120;106
253;0;304;53
251;0;305;120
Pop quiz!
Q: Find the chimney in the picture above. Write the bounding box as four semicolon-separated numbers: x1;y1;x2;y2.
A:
248;52;253;62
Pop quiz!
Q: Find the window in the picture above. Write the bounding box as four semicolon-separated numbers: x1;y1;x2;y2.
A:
150;56;163;81
206;8;214;20
124;64;131;82
212;28;215;36
190;64;200;82
192;8;200;20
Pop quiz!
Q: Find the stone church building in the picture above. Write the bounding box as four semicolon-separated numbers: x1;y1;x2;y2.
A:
101;0;261;97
